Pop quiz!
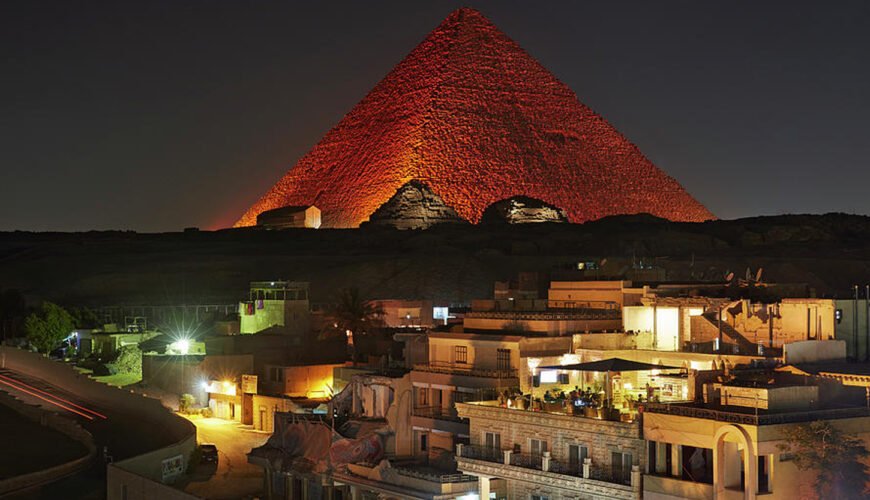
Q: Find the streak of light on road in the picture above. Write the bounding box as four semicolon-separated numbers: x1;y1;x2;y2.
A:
0;373;108;420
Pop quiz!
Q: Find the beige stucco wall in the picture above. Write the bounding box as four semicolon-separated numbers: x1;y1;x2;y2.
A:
428;335;521;371
643;412;870;499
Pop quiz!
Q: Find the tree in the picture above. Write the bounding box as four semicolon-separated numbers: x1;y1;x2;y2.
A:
777;420;870;499
333;288;384;361
24;302;75;355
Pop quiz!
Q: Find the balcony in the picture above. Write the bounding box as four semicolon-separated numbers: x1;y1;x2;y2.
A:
413;361;518;379
412;406;466;423
456;445;639;498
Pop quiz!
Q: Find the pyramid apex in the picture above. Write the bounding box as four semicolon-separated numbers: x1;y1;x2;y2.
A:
444;7;490;23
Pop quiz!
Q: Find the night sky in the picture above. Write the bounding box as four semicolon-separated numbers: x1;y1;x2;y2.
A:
2;1;869;232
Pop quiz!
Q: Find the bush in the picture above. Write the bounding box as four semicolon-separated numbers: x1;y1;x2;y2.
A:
200;407;213;418
179;393;196;413
114;345;142;375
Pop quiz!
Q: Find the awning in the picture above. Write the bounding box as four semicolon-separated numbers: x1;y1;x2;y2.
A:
540;357;679;372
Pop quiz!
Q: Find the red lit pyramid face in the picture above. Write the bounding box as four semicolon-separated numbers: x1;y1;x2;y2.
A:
236;8;713;229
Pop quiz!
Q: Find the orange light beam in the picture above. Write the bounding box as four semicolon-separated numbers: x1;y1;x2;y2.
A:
0;373;107;420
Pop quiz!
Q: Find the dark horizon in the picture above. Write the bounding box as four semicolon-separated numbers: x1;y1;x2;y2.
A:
3;0;869;232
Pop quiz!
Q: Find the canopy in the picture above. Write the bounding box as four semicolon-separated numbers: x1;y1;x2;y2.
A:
540;358;679;372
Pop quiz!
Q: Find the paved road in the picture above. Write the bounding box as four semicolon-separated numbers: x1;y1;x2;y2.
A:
0;368;175;499
183;415;269;500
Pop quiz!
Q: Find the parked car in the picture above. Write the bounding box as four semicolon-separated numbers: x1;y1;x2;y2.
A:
200;444;218;464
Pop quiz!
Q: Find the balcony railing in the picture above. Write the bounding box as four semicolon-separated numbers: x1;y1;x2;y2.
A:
460;444;504;463
643;402;870;426
413;361;518;379
458;445;635;488
509;452;543;470
393;466;477;484
412;406;467;423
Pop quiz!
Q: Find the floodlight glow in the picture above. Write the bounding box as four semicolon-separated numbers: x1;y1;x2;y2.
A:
177;339;190;355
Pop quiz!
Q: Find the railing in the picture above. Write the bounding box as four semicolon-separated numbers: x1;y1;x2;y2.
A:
547;458;581;476
510;452;543;470
460;445;503;463
643;402;870;425
412;406;466;423
413;362;518;379
393;467;477;484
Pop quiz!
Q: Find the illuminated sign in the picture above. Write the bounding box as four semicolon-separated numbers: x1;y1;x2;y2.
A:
539;370;558;384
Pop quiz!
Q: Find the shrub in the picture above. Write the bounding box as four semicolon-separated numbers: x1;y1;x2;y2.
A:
114;345;142;375
179;393;196;413
200;407;213;418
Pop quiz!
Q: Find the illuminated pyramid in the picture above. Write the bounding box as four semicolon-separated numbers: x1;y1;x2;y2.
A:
236;8;713;228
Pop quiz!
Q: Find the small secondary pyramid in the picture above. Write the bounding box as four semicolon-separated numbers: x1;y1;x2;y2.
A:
236;8;714;228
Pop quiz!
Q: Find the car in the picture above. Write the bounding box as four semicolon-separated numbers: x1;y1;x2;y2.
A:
200;443;218;464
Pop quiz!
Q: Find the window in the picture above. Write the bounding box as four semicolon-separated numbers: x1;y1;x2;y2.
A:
416;387;429;406
569;444;588;472
758;455;771;493
420;433;428;452
681;446;713;484
611;451;633;485
269;367;282;382
531;495;550;500
497;349;511;370
484;431;501;450
454;346;468;364
530;438;548;456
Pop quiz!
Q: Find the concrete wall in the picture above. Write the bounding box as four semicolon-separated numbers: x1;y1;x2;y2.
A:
548;281;630;308
240;299;309;335
835;298;870;360
783;340;847;364
0;347;197;500
106;464;199;500
0;391;96;496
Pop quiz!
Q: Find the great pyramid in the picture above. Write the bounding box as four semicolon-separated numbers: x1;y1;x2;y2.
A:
236;8;713;228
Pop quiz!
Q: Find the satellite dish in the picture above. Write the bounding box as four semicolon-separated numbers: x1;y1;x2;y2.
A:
600;258;608;267
745;267;752;281
755;268;763;283
725;272;735;282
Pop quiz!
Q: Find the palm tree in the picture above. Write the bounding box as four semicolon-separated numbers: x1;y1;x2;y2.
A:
333;288;383;362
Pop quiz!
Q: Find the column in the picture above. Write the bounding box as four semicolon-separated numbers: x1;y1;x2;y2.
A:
479;476;490;500
583;457;591;479
349;485;361;500
503;449;512;465
542;451;551;472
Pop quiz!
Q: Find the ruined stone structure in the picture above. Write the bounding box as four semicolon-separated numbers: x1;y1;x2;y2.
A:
481;196;569;225
366;181;467;229
235;8;714;228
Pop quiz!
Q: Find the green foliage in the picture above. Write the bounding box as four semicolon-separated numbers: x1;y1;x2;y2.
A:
200;407;213;418
777;420;870;499
24;302;75;354
333;287;384;361
113;345;142;375
179;393;196;413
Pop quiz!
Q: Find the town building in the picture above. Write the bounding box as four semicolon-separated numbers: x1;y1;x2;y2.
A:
239;281;311;337
256;205;322;229
642;370;870;499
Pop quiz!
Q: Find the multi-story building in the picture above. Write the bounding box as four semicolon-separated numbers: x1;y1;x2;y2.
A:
642;372;870;500
455;399;645;500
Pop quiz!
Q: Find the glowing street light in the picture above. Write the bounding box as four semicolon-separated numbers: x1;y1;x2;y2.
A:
177;339;190;355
